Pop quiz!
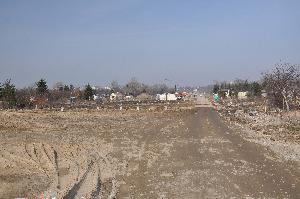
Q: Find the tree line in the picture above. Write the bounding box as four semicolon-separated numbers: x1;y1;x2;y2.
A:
0;78;173;109
2;62;299;110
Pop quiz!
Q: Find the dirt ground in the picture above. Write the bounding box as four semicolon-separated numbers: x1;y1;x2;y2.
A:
0;100;300;198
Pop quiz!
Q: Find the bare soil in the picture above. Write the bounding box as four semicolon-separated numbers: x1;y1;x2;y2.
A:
0;101;299;198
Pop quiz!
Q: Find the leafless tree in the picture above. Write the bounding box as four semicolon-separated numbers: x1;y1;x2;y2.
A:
110;80;121;92
262;62;300;111
123;78;143;96
148;84;170;95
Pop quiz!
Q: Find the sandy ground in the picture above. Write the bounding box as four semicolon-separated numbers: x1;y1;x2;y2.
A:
0;100;300;198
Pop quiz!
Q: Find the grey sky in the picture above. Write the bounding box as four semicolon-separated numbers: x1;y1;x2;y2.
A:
0;0;300;88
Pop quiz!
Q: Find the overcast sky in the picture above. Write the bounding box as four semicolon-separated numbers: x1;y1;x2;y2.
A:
0;0;300;88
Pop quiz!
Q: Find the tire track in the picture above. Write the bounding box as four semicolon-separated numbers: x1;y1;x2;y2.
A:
62;160;95;199
53;149;61;189
24;142;50;178
90;170;102;199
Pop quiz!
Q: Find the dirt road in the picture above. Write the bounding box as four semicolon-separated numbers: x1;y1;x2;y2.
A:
131;107;299;198
117;97;300;198
0;100;299;198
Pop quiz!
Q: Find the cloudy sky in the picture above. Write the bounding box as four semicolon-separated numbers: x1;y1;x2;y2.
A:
0;0;300;88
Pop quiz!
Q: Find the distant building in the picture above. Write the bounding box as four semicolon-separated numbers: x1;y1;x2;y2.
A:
156;93;177;101
110;92;123;101
238;91;248;99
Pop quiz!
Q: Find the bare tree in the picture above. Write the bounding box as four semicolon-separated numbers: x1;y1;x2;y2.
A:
148;84;169;95
262;62;300;111
123;78;143;96
110;80;121;93
15;86;35;108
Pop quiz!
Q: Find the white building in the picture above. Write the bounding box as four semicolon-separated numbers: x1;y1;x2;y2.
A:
238;91;248;99
156;93;177;101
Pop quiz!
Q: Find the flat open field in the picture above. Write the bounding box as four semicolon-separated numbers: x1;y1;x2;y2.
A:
0;100;299;198
0;104;193;198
